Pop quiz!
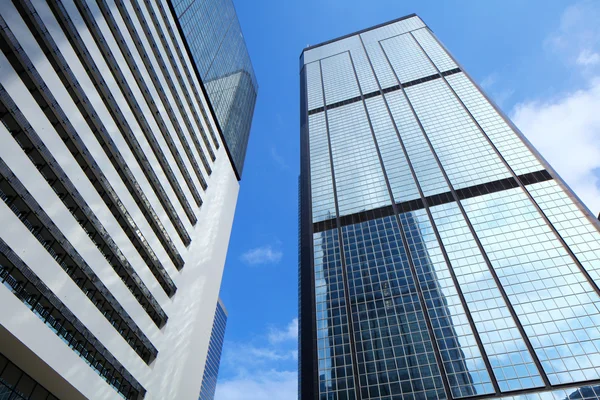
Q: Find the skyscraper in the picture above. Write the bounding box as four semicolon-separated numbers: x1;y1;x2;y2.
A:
299;14;600;400
198;298;228;400
171;0;258;178
0;0;255;399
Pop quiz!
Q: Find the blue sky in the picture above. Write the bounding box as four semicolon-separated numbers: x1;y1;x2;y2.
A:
215;1;600;398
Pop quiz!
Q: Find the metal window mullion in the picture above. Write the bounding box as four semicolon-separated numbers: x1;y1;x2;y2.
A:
378;39;552;390
409;30;600;301
300;65;319;400
318;60;363;400
358;34;501;397
346;47;453;399
422;26;600;236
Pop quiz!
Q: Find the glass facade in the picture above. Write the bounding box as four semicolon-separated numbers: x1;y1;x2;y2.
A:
172;0;258;177
299;14;600;400
199;298;228;400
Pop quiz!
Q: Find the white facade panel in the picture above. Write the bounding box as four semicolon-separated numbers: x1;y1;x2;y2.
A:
0;0;243;399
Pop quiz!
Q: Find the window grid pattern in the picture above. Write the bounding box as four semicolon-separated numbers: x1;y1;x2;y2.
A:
343;216;446;400
309;113;336;223
314;229;357;400
401;210;494;398
306;62;324;110
364;96;420;203
384;91;450;197
174;0;257;175
529;180;600;285
381;33;437;84
362;42;399;90
445;73;543;176
430;202;544;392
199;300;227;400
302;14;600;400
359;17;426;48
157;0;221;151
349;47;379;94
321;52;361;106
328;102;390;216
462;189;600;385
0;352;59;400
405;79;512;190
499;385;600;400
411;29;457;72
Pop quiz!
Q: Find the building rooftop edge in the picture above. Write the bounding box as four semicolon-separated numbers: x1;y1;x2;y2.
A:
217;297;228;316
300;13;419;57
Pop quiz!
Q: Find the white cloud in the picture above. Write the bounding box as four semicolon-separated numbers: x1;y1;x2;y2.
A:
480;73;497;90
511;78;600;214
270;147;289;170
240;245;283;265
216;370;297;400
545;1;600;69
216;318;298;400
268;318;298;345
577;49;600;66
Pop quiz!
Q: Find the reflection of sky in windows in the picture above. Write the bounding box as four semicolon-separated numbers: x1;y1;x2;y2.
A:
314;229;357;399
431;201;544;392
303;13;600;400
463;188;600;386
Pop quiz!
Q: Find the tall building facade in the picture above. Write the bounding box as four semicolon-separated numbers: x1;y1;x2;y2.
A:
0;0;255;399
299;14;600;400
171;0;258;177
198;298;228;400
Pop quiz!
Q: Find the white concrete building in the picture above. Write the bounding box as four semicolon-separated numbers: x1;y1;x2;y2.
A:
0;0;254;398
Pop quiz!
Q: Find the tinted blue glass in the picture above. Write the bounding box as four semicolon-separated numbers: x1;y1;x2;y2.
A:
174;0;257;176
199;300;228;400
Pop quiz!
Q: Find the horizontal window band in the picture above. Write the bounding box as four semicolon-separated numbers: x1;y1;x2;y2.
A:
111;0;214;177
94;0;208;196
157;0;221;151
0;160;157;365
0;352;60;400
0;80;170;326
0;23;177;304
313;170;552;232
45;0;196;232
127;0;217;164
67;0;200;221
12;0;189;262
0;239;145;399
308;68;461;115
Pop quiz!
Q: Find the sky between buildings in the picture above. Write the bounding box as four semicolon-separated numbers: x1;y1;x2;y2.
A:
216;1;600;399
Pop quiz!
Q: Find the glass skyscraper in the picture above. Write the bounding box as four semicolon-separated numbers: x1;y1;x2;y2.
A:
171;0;258;177
199;298;228;400
299;14;600;400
